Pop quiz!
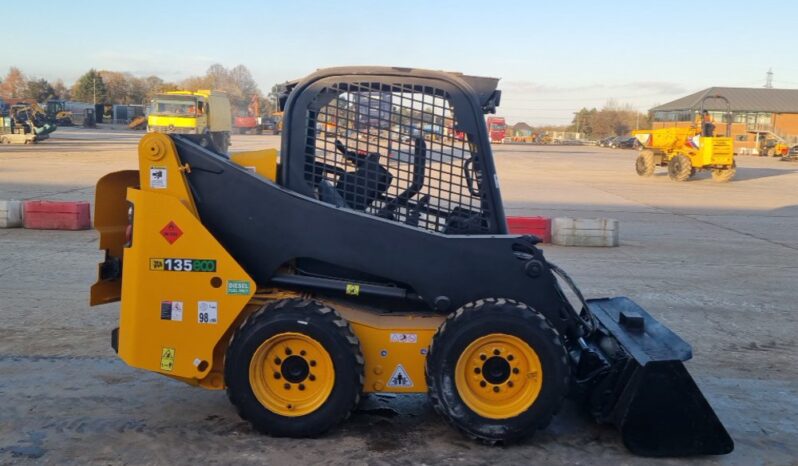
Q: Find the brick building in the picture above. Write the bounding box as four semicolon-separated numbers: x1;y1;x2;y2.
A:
650;87;798;154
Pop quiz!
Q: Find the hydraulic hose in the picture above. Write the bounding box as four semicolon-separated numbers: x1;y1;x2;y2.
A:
548;262;599;335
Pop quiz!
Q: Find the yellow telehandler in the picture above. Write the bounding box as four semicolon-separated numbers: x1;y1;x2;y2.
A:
91;67;732;456
633;95;736;182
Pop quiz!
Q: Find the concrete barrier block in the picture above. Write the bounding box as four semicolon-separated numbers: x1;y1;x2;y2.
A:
0;200;23;228
507;216;551;243
551;217;619;247
23;200;91;230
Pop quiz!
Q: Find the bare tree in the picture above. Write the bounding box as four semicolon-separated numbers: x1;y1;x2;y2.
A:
0;67;27;98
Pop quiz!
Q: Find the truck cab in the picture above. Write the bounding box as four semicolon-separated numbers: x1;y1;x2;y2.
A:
486;116;506;143
148;90;232;153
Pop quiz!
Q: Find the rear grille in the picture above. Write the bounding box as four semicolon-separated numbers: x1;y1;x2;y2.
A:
303;81;491;234
149;126;196;135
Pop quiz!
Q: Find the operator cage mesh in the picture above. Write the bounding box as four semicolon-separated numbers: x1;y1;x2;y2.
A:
303;81;491;234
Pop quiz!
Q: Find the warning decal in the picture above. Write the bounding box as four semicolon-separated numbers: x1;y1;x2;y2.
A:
160;347;175;371
160;221;183;244
150;166;167;189
160;300;183;321
387;364;413;388
390;333;418;344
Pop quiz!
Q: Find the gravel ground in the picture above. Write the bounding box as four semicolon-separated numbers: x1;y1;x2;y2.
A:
1;127;797;465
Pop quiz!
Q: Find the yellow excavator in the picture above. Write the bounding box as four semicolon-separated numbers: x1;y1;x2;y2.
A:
90;66;732;457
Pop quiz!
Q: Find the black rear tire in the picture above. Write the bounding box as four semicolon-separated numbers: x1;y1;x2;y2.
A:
225;298;364;437
668;154;692;181
426;298;569;444
636;150;655;176
712;160;736;182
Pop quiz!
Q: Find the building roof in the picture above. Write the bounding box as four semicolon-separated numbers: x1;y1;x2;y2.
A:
651;87;798;113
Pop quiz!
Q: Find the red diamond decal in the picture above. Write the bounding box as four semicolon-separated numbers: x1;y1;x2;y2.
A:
160;221;183;244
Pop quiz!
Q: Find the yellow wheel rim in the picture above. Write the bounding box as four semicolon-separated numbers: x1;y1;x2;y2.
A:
455;333;543;419
249;332;335;417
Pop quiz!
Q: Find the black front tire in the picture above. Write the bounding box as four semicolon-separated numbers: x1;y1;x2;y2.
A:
225;298;364;437
426;298;569;444
668;154;692;181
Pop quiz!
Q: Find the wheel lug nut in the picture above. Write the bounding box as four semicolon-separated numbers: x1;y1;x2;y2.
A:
309;374;316;381
493;349;500;356
274;372;281;379
493;386;500;393
274;357;281;365
300;350;307;356
285;348;292;355
507;355;514;361
512;368;520;374
479;354;487;361
284;383;291;390
474;367;481;374
479;381;487;388
299;384;305;391
508;381;514;388
310;360;317;367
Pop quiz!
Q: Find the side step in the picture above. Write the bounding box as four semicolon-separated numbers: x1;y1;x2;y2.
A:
586;297;734;457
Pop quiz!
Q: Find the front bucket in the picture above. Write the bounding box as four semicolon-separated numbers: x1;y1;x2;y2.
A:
586;297;734;457
611;360;733;456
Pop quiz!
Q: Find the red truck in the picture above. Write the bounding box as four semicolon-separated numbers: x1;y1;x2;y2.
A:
233;95;263;135
233;115;260;134
486;116;506;143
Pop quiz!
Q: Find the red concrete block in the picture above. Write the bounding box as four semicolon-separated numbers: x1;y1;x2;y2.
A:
507;216;551;243
23;200;91;230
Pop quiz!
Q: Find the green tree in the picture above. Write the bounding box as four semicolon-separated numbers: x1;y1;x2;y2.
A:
570;107;597;136
24;78;56;102
71;69;108;104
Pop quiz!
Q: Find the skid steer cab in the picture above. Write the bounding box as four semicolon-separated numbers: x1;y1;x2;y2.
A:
91;67;732;456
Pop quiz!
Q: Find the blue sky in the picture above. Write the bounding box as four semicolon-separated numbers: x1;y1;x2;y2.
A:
3;0;797;124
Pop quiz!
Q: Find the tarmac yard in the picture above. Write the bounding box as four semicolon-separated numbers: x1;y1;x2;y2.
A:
1;128;797;465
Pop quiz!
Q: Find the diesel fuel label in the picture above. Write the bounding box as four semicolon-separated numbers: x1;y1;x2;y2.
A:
150;258;217;272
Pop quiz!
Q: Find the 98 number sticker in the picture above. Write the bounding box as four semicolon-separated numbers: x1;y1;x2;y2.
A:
198;301;218;324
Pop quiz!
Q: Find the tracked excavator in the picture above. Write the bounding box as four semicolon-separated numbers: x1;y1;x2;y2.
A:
90;67;732;456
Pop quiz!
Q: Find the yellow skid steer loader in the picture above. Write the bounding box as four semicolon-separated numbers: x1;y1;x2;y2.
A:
91;67;732;456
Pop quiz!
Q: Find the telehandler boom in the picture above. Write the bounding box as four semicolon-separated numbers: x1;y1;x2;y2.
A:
91;67;732;456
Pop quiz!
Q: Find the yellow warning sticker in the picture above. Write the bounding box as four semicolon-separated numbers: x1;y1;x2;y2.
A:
160;347;175;371
346;283;360;296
